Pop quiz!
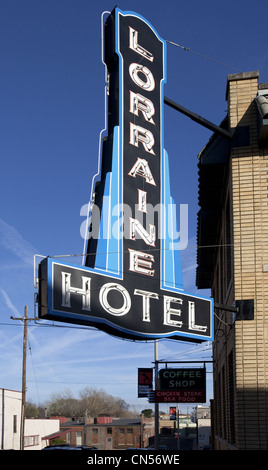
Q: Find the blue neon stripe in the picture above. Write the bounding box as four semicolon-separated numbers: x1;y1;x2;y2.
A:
161;150;184;291
94;126;122;276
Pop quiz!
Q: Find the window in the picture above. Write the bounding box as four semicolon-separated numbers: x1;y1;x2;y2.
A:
24;435;39;447
119;428;125;434
92;428;99;445
127;428;133;433
76;431;82;446
13;415;17;434
107;427;112;434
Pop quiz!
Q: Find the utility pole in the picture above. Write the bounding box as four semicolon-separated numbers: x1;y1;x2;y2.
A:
177;404;180;450
10;305;36;450
154;340;159;450
20;305;27;450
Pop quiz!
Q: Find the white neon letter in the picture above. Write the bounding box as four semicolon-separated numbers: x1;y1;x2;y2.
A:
129;27;154;62
163;296;183;328
129;63;155;91
188;301;207;332
134;289;159;322
128;249;155;277
138;189;147;213
99;283;131;316
129;218;156;246
61;272;91;311
128;158;156;186
129;123;155;154
129;91;155;124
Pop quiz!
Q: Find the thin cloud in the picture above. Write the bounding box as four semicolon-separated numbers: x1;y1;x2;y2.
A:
0;287;20;317
180;237;198;291
0;218;36;266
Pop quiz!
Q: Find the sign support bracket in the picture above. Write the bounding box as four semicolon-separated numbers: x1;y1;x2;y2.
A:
152;360;214;365
214;302;239;313
214;300;254;320
164;96;233;139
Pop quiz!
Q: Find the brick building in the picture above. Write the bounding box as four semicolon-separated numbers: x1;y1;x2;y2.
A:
85;416;154;450
196;71;268;449
44;418;86;447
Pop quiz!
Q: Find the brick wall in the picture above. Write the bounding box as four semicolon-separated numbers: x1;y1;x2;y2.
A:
85;423;141;450
228;72;268;449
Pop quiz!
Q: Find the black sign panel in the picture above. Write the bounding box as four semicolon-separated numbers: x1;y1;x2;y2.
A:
38;258;212;340
170;407;176;420
38;8;213;342
159;368;206;392
138;368;153;397
148;389;206;404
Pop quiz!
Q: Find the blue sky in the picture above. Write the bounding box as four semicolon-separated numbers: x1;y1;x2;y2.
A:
0;0;267;413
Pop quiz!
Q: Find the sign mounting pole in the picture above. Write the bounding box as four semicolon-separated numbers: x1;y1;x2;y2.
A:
177;403;180;450
154;340;159;450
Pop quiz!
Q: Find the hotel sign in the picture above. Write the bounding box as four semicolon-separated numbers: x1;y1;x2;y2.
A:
38;8;213;342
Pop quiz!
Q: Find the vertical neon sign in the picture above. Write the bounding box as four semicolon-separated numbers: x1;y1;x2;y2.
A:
38;9;213;342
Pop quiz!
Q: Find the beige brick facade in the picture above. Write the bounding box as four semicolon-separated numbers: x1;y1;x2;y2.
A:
230;73;268;450
198;71;268;449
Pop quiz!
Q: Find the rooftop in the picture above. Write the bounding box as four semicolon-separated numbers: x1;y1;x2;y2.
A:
86;418;141;427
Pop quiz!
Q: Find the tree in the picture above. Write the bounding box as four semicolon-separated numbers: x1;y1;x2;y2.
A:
141;408;154;418
50;438;67;446
79;387;131;418
25;401;39;418
46;388;81;418
43;386;138;419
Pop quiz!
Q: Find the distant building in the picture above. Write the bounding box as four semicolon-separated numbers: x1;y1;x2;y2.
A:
0;388;21;450
25;418;60;450
192;406;211;449
0;388;60;450
44;417;86;448
159;412;195;434
192;405;210;421
196;71;268;450
84;416;153;450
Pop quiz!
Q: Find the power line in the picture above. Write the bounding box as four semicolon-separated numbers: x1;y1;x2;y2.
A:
165;39;241;72
43;239;259;262
27;337;43;408
27;379;136;385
